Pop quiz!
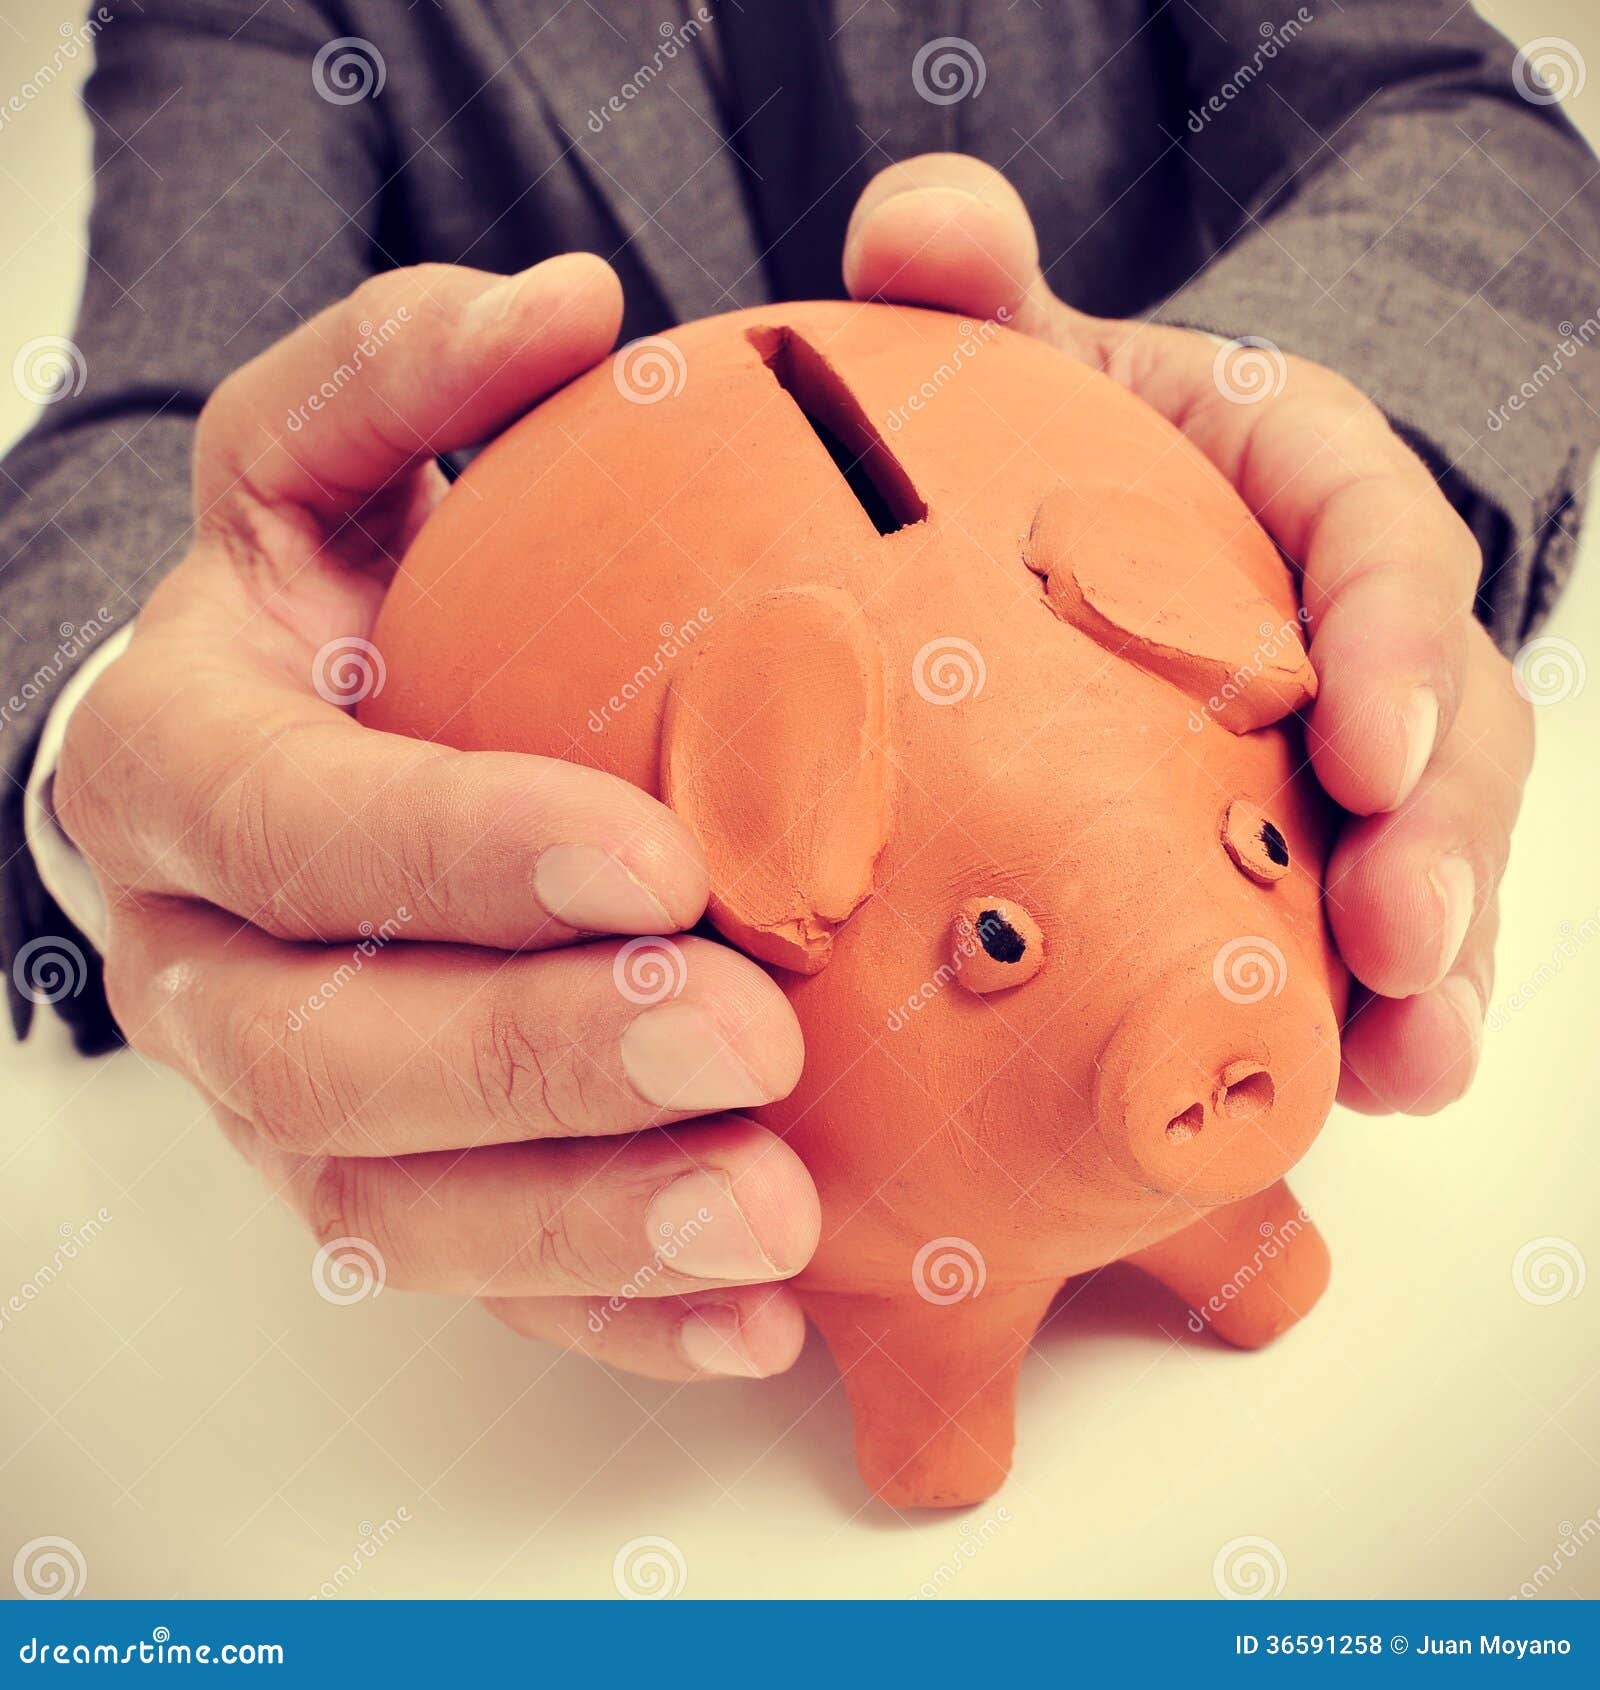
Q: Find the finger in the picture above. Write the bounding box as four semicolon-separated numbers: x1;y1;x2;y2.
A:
483;1283;809;1381
1337;901;1496;1116
842;153;1048;329
111;908;803;1156
1294;457;1478;816
222;1107;820;1304
196;254;623;516
1116;338;1480;815
60;643;708;946
1326;622;1532;998
843;157;1479;817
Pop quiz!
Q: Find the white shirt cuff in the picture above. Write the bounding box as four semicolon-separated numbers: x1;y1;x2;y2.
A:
23;622;136;955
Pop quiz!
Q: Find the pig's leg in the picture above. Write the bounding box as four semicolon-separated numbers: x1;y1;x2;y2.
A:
801;1280;1058;1509
1125;1179;1329;1349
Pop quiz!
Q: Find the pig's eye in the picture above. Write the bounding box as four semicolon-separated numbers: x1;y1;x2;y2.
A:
1221;799;1290;885
953;896;1045;993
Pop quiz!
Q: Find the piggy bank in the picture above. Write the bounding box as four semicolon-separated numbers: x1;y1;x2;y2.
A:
365;302;1346;1508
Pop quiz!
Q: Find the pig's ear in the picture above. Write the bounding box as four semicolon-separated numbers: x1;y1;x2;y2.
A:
661;586;892;974
1025;485;1316;733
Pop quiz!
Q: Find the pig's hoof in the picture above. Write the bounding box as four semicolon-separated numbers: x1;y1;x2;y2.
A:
1202;1225;1330;1350
858;1431;1012;1511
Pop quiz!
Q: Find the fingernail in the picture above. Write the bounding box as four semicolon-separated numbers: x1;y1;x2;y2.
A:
534;843;672;933
647;1171;778;1282
462;268;536;335
678;1302;765;1376
1428;855;1475;985
1393;686;1438;808
1439;974;1485;1065
845;185;983;273
621;1002;772;1111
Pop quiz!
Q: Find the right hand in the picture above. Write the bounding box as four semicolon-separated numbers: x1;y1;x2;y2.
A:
53;256;819;1381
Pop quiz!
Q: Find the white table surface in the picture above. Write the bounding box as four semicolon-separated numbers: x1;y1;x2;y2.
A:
2;0;1598;1605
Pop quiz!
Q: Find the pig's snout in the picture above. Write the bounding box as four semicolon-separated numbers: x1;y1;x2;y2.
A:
1093;940;1339;1206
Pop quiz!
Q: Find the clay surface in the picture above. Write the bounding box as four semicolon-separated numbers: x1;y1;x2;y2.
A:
364;301;1346;1510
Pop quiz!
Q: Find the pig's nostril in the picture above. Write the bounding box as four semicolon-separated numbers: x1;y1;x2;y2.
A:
1165;1103;1204;1144
1220;1069;1275;1120
1164;1068;1274;1146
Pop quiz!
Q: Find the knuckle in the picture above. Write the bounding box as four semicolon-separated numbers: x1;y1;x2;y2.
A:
212;756;298;933
51;735;100;859
52;661;141;865
380;800;460;927
354;266;416;311
464;998;583;1135
305;1155;397;1274
520;1184;611;1295
349;266;437;335
527;1203;604;1291
233;1007;345;1153
193;726;321;933
1310;366;1372;418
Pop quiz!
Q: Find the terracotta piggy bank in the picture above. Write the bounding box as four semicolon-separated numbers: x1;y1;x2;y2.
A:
364;302;1347;1508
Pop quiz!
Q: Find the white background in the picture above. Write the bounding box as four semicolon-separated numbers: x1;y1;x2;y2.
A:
1;2;1597;1599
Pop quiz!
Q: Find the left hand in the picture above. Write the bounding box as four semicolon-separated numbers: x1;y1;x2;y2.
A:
842;154;1534;1114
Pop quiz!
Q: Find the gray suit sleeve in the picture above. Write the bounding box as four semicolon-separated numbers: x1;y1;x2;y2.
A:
1152;0;1600;650
0;0;385;1044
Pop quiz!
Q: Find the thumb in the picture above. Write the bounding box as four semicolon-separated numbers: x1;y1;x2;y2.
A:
841;153;1088;347
197;253;623;516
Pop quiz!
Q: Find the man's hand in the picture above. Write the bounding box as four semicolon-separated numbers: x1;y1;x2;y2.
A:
843;154;1534;1114
52;255;819;1379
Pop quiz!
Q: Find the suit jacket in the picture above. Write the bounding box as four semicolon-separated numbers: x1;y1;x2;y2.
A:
4;0;1599;1048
